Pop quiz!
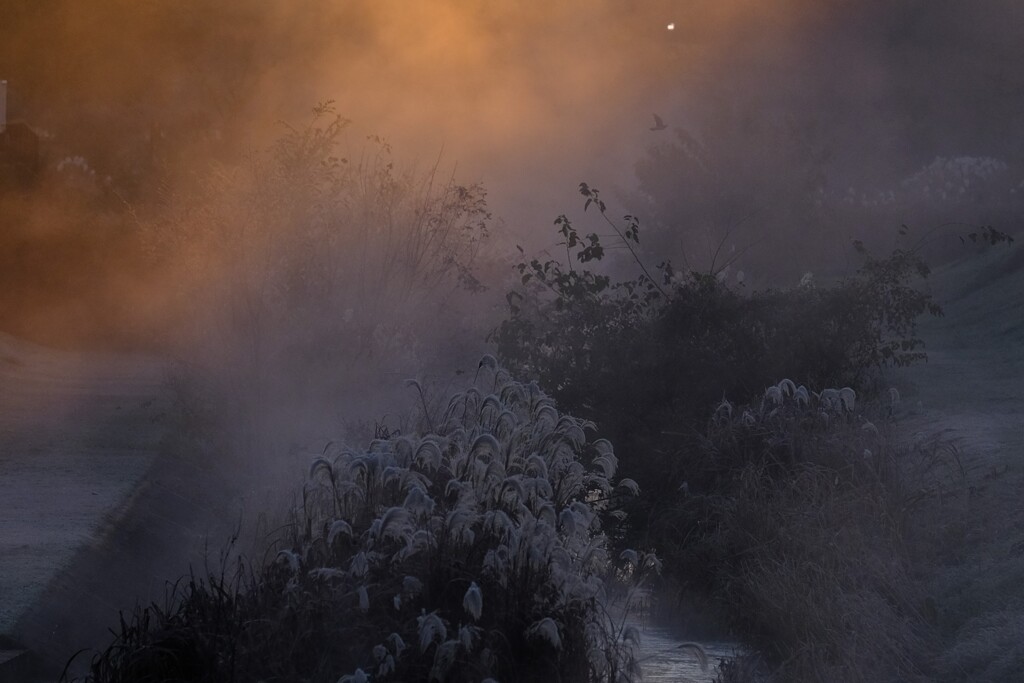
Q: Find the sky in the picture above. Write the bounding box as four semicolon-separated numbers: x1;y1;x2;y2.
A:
2;0;1023;323
4;1;1022;236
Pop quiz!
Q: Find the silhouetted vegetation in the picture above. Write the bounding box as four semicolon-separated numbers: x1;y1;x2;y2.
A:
72;366;665;683
492;186;946;680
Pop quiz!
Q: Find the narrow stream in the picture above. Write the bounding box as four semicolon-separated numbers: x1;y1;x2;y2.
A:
633;622;742;682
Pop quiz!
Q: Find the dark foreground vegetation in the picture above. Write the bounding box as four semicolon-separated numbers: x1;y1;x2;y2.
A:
491;187;950;681
77;365;662;683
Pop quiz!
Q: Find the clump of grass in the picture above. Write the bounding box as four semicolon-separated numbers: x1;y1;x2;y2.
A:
289;357;653;681
660;382;934;682
74;359;659;682
72;566;262;683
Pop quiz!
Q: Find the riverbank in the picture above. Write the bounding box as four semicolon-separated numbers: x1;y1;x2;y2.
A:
893;241;1024;681
0;333;168;678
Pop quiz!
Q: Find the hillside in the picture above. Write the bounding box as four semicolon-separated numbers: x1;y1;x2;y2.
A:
895;240;1024;681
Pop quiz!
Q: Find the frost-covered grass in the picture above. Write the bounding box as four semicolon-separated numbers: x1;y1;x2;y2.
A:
74;359;666;683
680;383;932;682
291;358;656;682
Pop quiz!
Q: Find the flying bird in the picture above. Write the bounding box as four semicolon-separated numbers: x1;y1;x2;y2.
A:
650;113;667;131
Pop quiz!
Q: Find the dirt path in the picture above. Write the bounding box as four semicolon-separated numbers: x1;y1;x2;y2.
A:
0;334;169;672
893;243;1024;681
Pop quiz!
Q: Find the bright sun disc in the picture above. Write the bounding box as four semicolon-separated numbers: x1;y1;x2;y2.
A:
667;22;675;31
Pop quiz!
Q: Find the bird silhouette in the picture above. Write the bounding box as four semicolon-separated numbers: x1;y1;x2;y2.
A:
650;113;667;131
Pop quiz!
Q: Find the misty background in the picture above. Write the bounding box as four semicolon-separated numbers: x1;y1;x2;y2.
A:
4;0;1022;237
2;0;1021;475
3;0;1022;477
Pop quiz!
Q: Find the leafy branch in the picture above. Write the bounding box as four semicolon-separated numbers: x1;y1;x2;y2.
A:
579;183;667;298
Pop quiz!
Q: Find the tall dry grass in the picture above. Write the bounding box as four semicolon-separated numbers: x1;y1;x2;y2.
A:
73;360;670;682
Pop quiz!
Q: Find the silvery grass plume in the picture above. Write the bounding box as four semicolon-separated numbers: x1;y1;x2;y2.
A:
710;378;898;480
291;358;649;682
747;379;856;429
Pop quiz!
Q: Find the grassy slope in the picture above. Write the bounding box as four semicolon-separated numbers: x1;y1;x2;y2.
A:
0;333;171;679
0;334;167;634
894;241;1024;681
